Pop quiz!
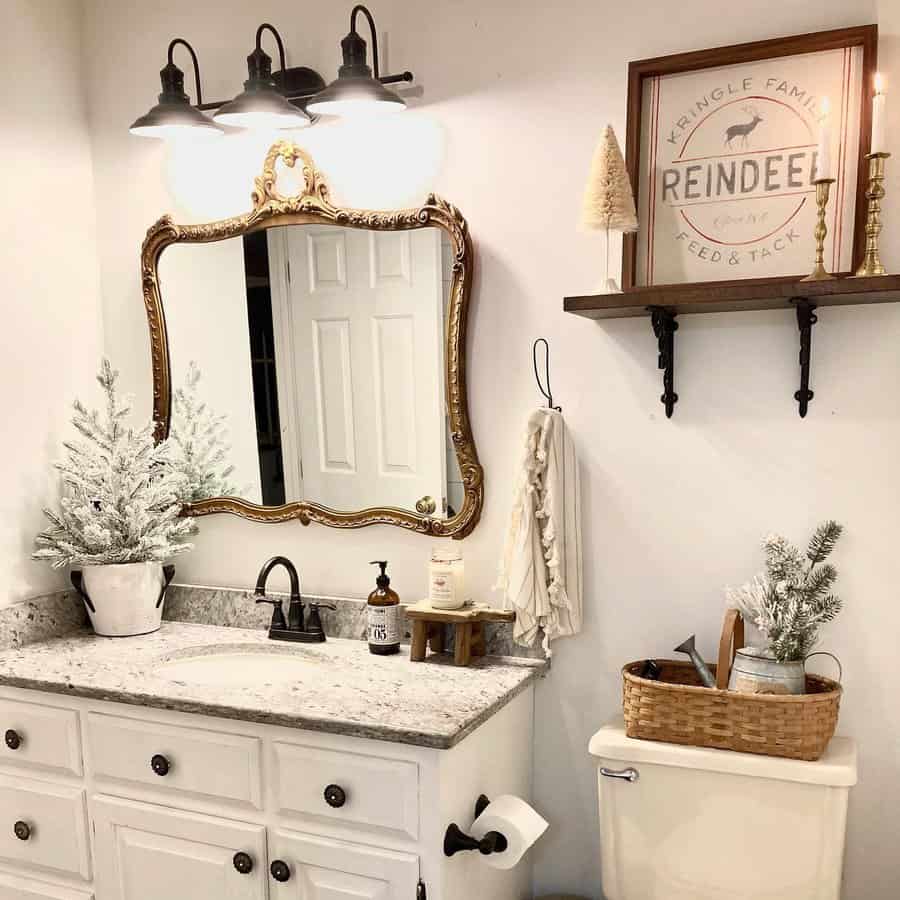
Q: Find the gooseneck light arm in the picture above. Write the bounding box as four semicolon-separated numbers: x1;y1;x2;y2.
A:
255;23;289;84
167;38;204;105
350;4;380;78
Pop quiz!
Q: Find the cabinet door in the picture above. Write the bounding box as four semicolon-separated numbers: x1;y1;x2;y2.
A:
92;796;266;900
269;829;418;899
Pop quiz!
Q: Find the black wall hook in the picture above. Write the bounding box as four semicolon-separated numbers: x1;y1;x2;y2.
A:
532;338;561;411
649;307;678;418
792;299;818;418
443;795;508;858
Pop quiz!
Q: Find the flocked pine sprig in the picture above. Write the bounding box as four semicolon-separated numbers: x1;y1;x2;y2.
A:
725;521;844;662
168;362;238;504
32;360;193;569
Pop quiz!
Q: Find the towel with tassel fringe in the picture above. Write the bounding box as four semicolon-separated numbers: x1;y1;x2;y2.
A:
495;408;582;655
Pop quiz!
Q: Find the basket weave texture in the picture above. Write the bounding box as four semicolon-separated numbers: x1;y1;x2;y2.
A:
623;610;842;761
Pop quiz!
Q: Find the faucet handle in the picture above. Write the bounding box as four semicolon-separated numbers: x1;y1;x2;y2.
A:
309;601;337;612
255;594;288;631
305;601;336;637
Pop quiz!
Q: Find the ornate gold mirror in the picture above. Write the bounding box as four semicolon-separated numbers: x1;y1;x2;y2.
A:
142;141;482;537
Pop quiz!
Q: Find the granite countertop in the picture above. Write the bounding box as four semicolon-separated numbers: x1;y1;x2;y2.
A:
0;622;546;749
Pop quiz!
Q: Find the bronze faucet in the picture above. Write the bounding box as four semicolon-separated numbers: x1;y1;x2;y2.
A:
253;556;335;643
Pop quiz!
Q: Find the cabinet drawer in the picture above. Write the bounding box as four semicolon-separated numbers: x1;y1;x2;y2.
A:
0;698;82;776
0;774;90;880
87;713;262;809
0;869;93;899
273;741;419;840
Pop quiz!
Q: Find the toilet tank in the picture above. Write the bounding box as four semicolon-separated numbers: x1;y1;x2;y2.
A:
589;720;857;900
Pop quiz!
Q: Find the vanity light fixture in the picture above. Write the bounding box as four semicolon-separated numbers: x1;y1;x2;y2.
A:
307;4;411;117
213;24;311;130
130;7;414;139
129;39;223;139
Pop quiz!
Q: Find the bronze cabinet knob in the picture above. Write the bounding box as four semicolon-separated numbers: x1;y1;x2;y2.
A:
14;821;31;841
324;784;347;808
232;852;254;874
4;730;21;751
270;860;291;882
150;754;171;777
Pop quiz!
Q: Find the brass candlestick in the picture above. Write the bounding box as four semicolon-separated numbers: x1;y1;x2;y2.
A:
802;178;836;282
853;152;891;277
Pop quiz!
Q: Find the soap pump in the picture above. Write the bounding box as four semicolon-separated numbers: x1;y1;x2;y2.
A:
367;560;401;655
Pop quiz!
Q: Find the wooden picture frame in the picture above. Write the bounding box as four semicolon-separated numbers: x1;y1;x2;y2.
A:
623;25;878;290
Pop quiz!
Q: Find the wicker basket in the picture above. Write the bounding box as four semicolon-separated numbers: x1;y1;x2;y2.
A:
623;609;842;761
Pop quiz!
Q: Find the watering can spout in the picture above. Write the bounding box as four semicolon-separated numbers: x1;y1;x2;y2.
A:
674;633;717;688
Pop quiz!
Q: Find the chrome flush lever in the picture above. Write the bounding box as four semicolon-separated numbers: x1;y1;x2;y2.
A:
600;766;639;783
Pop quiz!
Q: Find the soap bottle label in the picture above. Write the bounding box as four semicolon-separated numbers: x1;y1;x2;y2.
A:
368;605;401;645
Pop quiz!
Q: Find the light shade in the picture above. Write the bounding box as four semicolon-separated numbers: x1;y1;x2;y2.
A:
214;47;310;130
307;26;405;117
130;61;222;139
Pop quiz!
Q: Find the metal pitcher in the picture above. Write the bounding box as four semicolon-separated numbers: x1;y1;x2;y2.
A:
728;647;842;695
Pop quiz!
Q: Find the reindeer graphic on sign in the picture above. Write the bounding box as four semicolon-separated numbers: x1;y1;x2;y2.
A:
725;105;763;148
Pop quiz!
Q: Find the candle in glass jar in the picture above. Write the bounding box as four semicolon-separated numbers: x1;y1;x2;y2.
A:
816;96;832;180
872;73;887;154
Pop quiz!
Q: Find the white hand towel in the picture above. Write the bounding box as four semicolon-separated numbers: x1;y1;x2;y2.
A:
496;408;582;655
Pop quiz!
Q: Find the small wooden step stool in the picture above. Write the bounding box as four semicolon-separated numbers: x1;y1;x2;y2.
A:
405;601;516;667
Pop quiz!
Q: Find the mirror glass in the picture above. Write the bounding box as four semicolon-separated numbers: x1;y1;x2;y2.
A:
159;224;464;518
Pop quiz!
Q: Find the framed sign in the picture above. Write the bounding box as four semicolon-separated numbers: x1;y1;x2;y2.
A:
623;25;877;289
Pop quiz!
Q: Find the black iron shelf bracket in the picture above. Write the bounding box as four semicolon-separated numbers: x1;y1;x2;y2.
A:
792;298;818;418
649;306;678;418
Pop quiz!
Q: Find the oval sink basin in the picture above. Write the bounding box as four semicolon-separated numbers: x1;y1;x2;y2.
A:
155;645;321;686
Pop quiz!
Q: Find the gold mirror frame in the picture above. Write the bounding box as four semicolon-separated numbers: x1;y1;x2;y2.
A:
141;141;482;538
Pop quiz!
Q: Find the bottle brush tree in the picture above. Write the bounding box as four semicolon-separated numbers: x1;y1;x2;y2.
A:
581;124;638;292
33;360;194;569
726;521;844;662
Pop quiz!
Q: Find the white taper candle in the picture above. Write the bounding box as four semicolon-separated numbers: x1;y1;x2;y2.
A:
871;73;887;154
816;96;832;180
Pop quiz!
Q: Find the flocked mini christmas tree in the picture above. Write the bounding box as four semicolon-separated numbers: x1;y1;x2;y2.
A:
581;124;638;292
33;360;193;569
168;362;237;504
726;521;844;662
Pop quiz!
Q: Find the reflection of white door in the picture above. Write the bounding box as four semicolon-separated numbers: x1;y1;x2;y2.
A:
269;829;418;900
270;226;446;512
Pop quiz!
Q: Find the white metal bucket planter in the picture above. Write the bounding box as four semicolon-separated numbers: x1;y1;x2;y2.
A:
71;562;176;637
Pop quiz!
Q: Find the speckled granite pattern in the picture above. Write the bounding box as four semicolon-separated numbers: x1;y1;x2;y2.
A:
0;622;546;749
0;591;88;650
164;584;545;660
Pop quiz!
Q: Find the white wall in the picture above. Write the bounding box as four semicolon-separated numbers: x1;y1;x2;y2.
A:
0;0;102;606
80;0;899;896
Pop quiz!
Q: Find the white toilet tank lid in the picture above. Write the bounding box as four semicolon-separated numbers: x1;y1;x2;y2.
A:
589;718;857;787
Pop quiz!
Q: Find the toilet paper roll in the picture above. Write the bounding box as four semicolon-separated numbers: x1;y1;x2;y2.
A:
469;794;548;870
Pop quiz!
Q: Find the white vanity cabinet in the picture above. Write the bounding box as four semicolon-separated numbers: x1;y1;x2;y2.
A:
0;684;534;900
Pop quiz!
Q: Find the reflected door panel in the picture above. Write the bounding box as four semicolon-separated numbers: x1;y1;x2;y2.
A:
272;226;446;512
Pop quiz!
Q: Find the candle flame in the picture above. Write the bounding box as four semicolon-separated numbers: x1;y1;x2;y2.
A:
875;72;886;94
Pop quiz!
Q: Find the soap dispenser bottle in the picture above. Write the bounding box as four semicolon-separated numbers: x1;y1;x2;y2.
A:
367;560;401;655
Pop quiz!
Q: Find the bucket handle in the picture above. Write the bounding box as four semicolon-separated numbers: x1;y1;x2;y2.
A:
716;608;745;690
804;650;843;684
70;571;95;613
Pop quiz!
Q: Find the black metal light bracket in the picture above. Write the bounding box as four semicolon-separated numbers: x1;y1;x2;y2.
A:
649;306;679;418
792;298;818;418
443;795;508;858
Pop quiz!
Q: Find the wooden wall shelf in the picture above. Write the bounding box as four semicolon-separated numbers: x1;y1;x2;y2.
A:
563;275;900;418
564;274;900;320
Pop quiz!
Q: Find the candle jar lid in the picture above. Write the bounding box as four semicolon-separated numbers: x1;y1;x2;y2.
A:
431;544;462;563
